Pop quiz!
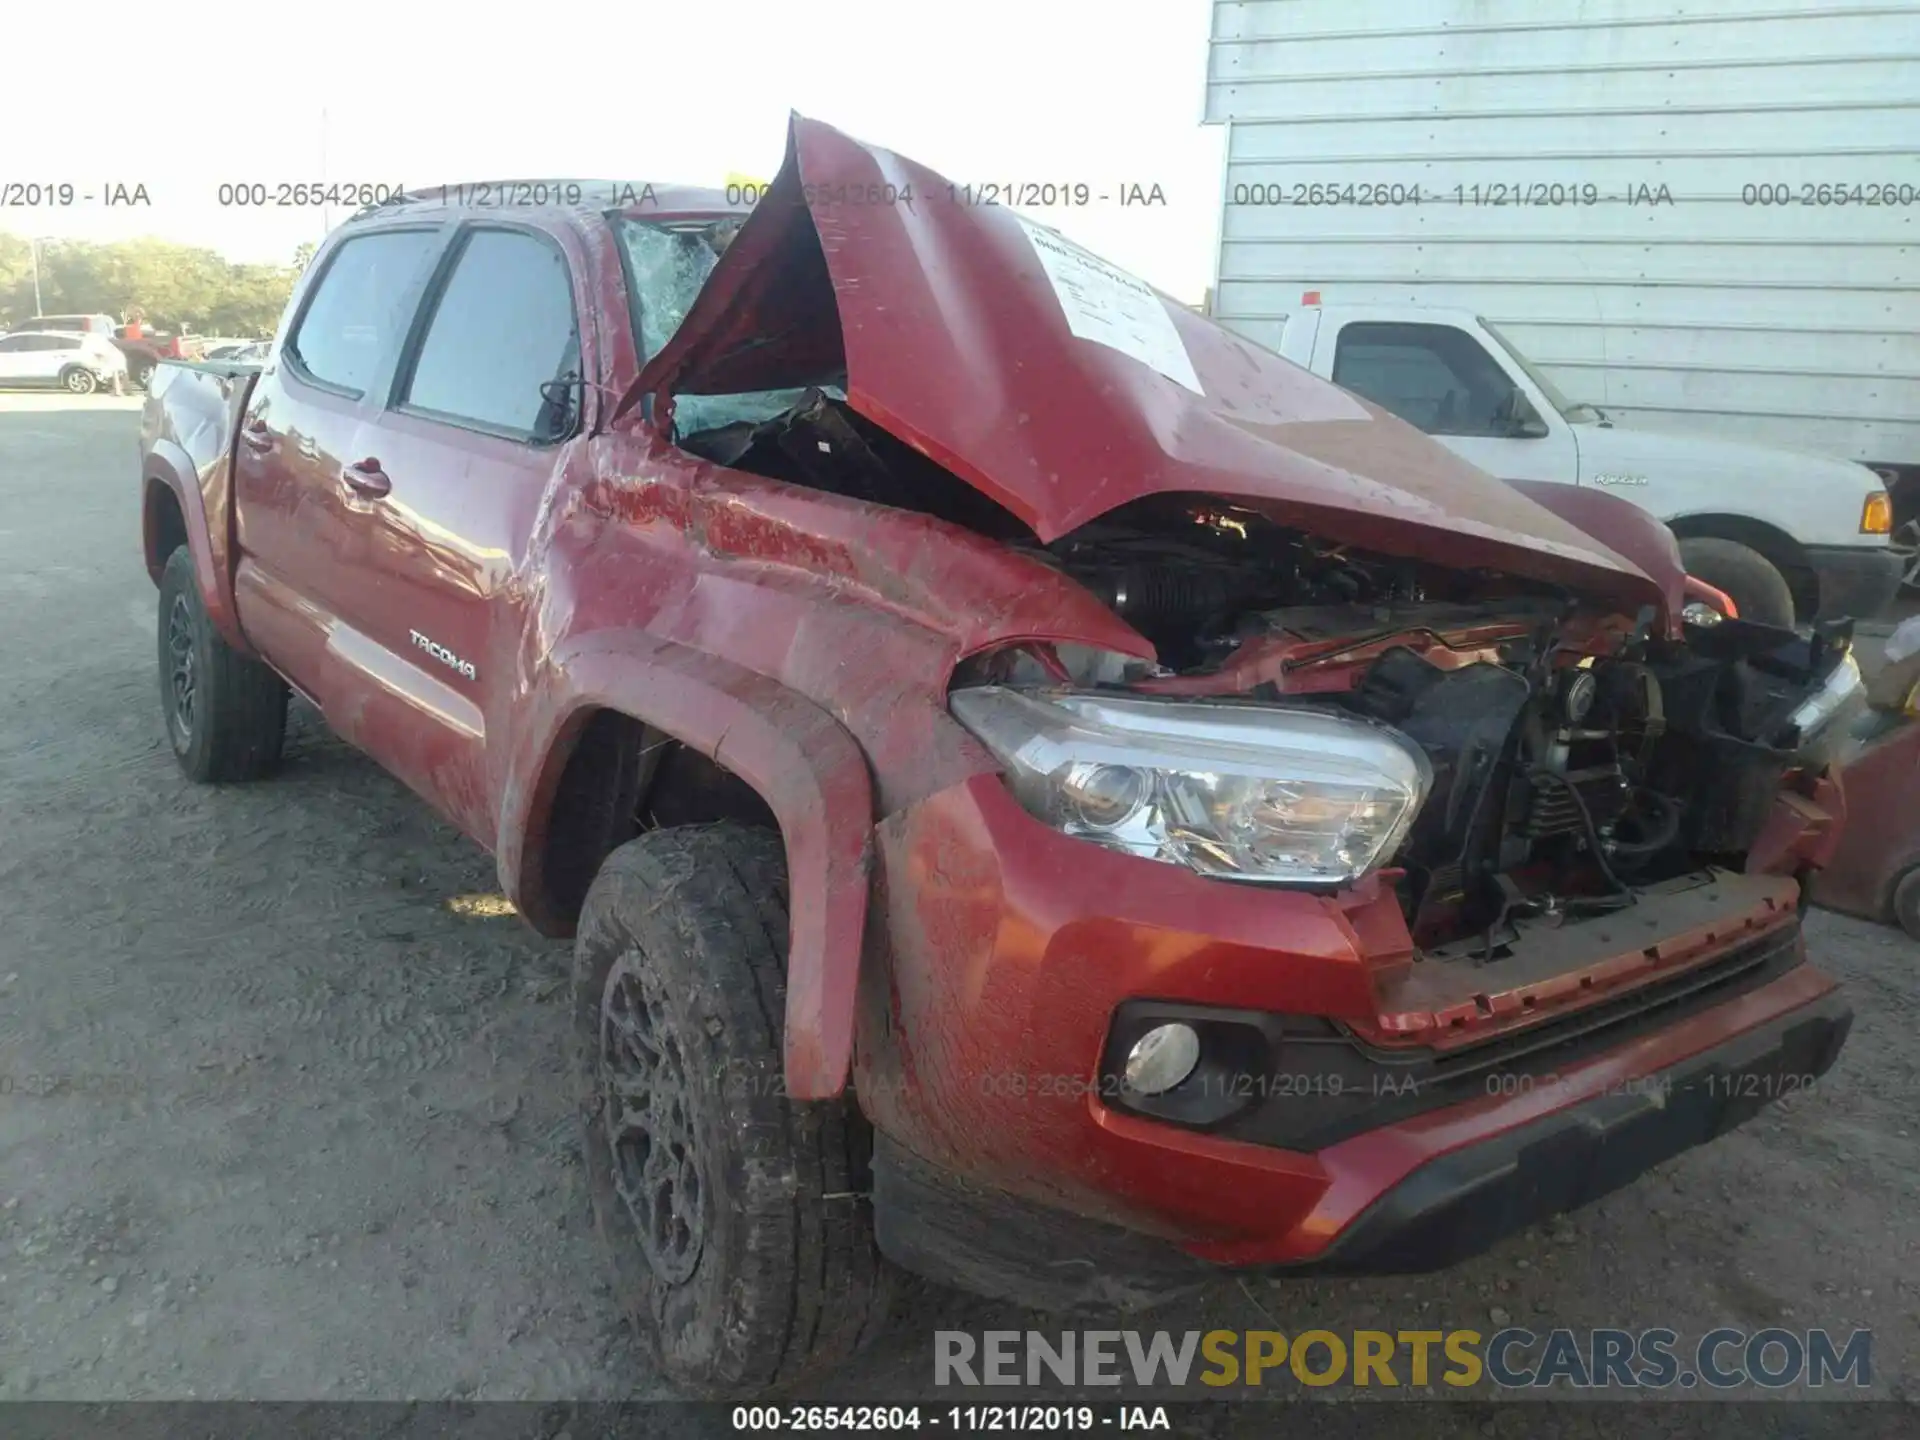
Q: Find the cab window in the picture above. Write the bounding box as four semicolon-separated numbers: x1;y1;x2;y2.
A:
1331;322;1520;438
398;228;581;443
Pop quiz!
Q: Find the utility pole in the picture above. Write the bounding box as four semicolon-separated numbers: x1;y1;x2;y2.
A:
30;236;42;317
319;108;332;237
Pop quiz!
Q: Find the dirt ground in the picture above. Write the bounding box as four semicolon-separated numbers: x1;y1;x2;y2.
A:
0;394;1915;1427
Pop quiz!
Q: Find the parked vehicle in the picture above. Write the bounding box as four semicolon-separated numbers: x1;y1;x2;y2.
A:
116;325;206;390
0;330;128;393
1269;302;1900;629
140;116;1859;1396
4;312;121;337
1202;1;1919;589
1810;615;1920;939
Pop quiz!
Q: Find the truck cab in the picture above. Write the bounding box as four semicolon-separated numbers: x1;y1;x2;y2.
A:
1273;301;1900;627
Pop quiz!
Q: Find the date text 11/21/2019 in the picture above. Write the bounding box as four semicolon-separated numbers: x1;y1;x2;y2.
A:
730;1405;1170;1432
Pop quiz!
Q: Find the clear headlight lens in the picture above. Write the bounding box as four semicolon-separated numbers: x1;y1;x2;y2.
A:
949;687;1432;885
1788;651;1864;750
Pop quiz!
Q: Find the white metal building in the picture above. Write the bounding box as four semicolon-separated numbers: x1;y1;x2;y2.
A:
1203;0;1920;477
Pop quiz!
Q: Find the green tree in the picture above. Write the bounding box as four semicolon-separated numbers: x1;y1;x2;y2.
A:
0;235;298;335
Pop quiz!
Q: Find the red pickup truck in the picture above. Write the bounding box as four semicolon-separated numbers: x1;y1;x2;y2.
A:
116;323;204;389
140;116;1860;1395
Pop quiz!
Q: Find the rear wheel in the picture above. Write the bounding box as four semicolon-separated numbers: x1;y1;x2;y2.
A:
157;546;288;781
572;823;895;1396
60;366;98;395
1677;537;1797;629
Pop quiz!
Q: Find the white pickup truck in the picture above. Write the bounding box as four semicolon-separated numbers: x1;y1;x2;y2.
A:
1271;302;1901;628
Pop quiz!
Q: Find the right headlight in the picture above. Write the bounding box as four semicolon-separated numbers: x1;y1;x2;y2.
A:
948;687;1432;886
1787;651;1863;749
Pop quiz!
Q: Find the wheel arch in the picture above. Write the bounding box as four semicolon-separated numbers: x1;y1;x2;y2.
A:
141;453;252;653
499;634;875;1101
1667;514;1815;618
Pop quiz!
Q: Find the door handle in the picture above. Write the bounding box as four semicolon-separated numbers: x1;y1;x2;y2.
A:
341;458;391;499
239;416;273;451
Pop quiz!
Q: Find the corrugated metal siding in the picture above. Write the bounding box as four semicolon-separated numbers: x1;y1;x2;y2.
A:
1204;0;1920;466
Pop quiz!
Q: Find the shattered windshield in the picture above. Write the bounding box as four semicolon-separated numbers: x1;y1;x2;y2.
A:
616;218;838;436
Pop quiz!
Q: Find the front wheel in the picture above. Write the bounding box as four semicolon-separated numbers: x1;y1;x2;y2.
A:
1893;518;1920;596
157;546;288;781
573;823;895;1396
60;366;98;395
1677;537;1797;629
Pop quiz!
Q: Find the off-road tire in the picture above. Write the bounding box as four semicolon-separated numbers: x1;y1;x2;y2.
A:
1678;537;1797;629
573;822;895;1396
157;545;288;781
60;365;98;395
1892;867;1920;941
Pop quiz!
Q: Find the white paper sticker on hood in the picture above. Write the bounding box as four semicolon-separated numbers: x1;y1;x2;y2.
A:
1015;215;1203;395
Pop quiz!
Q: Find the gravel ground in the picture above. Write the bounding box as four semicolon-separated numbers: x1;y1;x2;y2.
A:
0;394;1914;1431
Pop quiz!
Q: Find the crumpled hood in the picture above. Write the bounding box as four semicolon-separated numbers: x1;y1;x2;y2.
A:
630;115;1667;611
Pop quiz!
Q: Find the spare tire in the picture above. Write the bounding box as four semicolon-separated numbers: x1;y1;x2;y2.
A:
1677;537;1797;629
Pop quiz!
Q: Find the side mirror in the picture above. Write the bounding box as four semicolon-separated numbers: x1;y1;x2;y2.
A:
1505;389;1550;439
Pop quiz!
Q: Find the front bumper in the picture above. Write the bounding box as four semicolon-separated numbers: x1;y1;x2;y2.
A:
871;969;1850;1303
1806;543;1901;621
1289;984;1851;1273
859;772;1851;1301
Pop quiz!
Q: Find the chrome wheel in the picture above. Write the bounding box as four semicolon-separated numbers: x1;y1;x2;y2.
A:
63;368;97;394
166;593;197;749
600;950;705;1283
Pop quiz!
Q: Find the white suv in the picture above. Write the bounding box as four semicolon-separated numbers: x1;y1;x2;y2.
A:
0;331;129;394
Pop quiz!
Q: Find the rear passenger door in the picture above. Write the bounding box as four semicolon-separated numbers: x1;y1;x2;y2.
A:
336;223;588;844
230;225;444;711
0;335;35;379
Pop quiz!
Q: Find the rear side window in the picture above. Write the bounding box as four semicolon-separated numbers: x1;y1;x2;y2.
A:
288;230;438;395
400;229;580;441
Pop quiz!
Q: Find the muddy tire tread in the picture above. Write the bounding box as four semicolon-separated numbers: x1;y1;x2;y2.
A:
159;545;287;783
573;822;891;1396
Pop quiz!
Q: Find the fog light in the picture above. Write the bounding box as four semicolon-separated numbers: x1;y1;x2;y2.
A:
1124;1023;1201;1095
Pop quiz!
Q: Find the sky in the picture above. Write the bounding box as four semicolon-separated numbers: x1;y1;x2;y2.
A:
2;0;1227;303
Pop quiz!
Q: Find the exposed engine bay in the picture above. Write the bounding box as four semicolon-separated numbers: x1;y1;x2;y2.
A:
1020;503;1860;954
679;388;1863;956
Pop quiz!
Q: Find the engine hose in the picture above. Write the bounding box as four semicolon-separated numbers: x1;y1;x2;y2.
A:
1526;766;1637;902
1607;789;1681;860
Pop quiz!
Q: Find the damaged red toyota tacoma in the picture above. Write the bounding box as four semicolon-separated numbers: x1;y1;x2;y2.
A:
140;116;1861;1394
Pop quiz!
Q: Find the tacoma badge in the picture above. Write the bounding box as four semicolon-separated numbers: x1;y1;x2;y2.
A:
410;630;477;680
